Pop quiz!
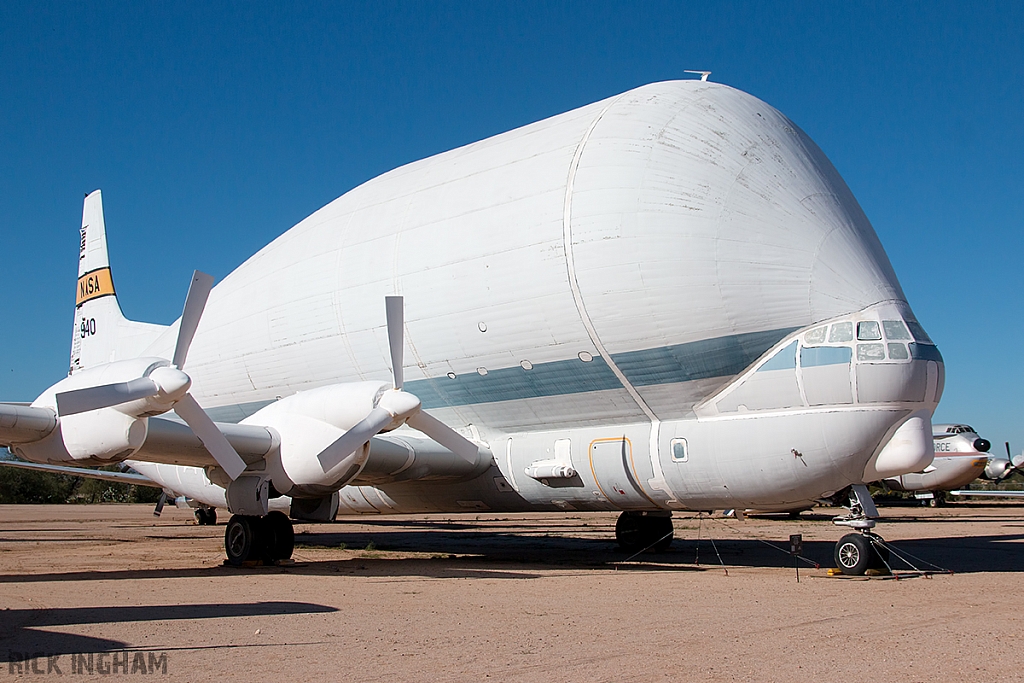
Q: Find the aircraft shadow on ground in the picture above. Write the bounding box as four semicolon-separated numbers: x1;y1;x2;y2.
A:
293;525;1024;574
0;602;337;661
0;525;1020;587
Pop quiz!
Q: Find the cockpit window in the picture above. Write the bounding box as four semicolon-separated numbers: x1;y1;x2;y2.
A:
758;341;797;372
828;322;854;343
906;320;933;343
857;321;882;341
887;343;909;360
856;343;885;361
804;326;827;344
883;320;911;340
801;346;852;367
909;343;943;362
947;425;975;434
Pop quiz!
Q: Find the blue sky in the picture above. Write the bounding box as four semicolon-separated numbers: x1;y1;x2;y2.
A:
2;2;1022;449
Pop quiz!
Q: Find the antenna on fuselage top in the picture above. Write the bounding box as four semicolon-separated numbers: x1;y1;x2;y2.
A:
684;70;712;82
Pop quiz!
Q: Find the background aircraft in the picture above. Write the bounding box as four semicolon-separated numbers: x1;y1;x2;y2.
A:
948;441;1024;500
881;424;995;505
0;79;943;575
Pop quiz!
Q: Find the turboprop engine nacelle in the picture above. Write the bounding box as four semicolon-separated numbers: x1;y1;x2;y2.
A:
15;358;174;465
242;382;392;495
12;407;146;466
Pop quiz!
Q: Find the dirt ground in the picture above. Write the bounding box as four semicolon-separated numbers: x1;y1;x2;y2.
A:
1;502;1023;682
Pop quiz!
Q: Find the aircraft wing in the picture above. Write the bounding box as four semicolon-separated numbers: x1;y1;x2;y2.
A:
949;489;1024;498
2;404;275;471
133;416;276;469
0;403;58;446
0;458;159;487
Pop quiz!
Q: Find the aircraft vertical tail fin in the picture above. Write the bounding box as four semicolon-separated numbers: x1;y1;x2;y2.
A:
69;191;167;374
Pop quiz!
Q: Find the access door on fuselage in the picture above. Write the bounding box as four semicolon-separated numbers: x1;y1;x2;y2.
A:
588;437;653;510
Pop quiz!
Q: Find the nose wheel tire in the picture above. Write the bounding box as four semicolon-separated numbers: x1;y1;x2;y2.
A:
834;532;889;575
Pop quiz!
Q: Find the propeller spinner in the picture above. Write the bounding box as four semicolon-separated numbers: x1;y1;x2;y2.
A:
54;272;248;480
316;296;480;472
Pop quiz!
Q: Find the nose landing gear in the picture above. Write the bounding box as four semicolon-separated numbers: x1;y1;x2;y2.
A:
832;484;888;575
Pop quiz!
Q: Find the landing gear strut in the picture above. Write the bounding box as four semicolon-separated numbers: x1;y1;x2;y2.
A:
224;511;294;565
615;511;673;552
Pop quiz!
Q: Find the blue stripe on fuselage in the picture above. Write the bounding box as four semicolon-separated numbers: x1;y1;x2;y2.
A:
407;327;797;410
613;328;798;386
204;328;798;419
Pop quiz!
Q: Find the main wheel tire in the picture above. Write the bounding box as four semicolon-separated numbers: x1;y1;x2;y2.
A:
225;515;259;565
264;511;294;561
615;512;673;553
195;508;217;525
835;533;873;575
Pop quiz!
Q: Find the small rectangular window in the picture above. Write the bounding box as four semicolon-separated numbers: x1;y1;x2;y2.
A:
857;321;882;341
883;320;911;340
804;326;827;344
887;343;909;360
671;438;688;462
828;322;853;343
857;343;886;361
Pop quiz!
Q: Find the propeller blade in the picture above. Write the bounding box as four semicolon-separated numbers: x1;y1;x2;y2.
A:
385;295;404;389
173;393;247;480
317;407;393;472
172;271;215;370
1007;442;1012;459
406;411;480;463
56;377;159;416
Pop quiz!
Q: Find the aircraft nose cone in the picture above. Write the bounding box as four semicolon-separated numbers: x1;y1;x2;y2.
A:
974;438;991;453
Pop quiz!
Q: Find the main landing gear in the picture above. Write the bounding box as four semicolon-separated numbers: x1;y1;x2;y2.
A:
224;511;294;566
194;507;217;526
831;484;889;575
615;511;674;552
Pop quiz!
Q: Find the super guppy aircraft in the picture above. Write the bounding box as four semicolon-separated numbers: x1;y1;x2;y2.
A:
0;78;943;573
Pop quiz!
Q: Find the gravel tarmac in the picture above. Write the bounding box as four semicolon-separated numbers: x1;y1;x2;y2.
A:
1;503;1023;681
